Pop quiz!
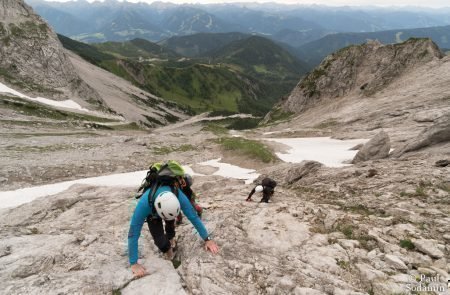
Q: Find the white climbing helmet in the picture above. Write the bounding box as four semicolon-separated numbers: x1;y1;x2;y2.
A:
255;185;264;193
154;191;180;220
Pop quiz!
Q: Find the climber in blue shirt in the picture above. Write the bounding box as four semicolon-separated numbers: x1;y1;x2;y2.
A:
128;185;219;278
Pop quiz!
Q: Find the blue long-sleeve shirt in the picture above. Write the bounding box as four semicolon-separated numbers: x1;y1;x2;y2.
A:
128;185;209;265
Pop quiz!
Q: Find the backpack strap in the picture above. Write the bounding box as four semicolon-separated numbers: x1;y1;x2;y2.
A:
135;166;161;199
147;181;162;217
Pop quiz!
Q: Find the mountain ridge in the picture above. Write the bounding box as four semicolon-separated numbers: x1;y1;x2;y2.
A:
27;0;450;49
158;32;250;57
279;38;443;116
94;38;180;59
297;24;450;67
208;35;308;79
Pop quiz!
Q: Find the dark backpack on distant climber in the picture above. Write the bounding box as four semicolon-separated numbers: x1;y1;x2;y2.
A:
261;177;277;197
261;177;277;189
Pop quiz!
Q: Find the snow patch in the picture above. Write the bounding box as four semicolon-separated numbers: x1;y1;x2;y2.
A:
0;170;148;209
265;137;367;167
183;165;205;176
0;81;89;112
0;166;203;209
199;158;259;184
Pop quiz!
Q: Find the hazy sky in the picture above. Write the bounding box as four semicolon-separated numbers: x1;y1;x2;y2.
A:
42;0;450;8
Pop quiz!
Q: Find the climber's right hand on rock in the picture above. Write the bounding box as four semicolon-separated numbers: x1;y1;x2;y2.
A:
205;240;219;254
131;263;148;278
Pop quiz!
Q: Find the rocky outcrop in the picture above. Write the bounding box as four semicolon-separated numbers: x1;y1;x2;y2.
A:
352;131;390;163
0;0;103;107
279;38;443;115
435;159;449;167
252;161;322;187
384;254;408;271
391;113;450;157
412;239;445;259
285;160;323;184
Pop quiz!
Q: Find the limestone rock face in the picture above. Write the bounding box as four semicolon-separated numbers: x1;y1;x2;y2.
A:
0;155;449;294
279;38;443;115
0;0;103;107
352;131;390;163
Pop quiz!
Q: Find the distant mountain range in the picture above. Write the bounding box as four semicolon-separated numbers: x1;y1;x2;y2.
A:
296;25;450;67
21;0;450;115
156;26;450;69
26;0;450;49
158;32;250;57
58;34;308;116
208;36;308;80
96;38;180;60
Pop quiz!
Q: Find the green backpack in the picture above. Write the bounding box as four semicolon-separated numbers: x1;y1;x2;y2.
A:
135;160;186;204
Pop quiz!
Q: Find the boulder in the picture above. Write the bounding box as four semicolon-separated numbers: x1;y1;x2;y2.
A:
413;110;446;122
338;239;360;250
435;159;449;167
352;131;390;163
413;239;445;259
392;113;450;157
324;210;339;231
367;169;378;177
384;254;408;270
285;161;322;184
0;245;11;258
356;263;387;281
409;252;433;268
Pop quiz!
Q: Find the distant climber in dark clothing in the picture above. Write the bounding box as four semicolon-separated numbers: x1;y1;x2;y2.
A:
246;177;277;203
